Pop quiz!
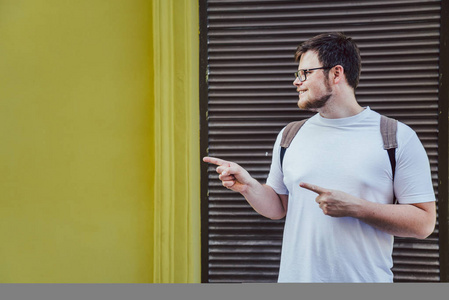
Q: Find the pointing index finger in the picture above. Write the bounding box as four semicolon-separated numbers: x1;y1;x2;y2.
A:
203;156;230;167
299;182;328;194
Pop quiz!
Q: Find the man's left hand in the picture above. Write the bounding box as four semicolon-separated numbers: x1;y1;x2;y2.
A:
299;182;363;218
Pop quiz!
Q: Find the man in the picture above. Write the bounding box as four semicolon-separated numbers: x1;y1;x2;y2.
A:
203;32;436;282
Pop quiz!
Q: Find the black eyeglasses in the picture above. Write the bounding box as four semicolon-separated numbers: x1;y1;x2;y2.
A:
294;67;333;82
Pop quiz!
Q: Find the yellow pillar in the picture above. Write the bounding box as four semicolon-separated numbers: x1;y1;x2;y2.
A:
152;0;201;283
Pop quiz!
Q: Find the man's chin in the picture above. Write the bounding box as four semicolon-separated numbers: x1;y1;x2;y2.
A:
297;99;316;111
297;94;331;111
297;99;308;110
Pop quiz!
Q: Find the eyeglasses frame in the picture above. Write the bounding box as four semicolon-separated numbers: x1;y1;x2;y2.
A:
294;66;334;82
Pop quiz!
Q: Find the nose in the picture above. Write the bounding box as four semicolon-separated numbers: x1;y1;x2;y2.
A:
293;77;302;87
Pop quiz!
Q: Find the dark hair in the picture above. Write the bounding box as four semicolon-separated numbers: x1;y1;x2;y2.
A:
295;32;361;89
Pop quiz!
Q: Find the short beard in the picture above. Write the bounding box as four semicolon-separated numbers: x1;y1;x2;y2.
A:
298;77;332;110
300;93;332;110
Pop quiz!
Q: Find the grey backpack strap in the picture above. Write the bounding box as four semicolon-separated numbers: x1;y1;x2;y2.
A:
380;115;398;204
380;115;398;150
280;119;308;167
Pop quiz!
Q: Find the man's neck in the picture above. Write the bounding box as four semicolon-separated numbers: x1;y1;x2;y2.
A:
317;91;363;119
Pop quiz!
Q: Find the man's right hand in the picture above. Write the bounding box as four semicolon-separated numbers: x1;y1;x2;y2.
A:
203;156;257;194
203;156;288;220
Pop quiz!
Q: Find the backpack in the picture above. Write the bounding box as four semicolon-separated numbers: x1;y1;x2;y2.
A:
279;115;398;204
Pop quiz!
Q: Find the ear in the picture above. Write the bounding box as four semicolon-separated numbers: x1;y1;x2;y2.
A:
331;65;345;84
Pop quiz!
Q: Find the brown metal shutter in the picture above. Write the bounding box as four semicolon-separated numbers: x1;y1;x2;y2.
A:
202;0;441;282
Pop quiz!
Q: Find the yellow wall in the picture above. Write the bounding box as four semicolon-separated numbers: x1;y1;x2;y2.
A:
0;0;154;282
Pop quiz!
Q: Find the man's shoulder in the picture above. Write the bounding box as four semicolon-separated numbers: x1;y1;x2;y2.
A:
368;109;417;142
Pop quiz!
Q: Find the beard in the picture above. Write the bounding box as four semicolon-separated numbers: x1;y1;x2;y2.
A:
299;93;332;110
297;77;333;110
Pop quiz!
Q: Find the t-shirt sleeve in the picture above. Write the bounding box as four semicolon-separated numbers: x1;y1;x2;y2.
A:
266;128;289;195
394;124;436;204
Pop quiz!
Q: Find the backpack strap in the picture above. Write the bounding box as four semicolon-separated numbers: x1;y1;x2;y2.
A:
380;115;398;204
380;115;398;150
280;119;308;167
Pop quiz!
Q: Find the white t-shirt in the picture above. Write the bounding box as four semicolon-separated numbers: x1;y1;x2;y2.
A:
266;107;435;282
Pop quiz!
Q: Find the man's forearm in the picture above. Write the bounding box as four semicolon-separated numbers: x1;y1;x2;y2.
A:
241;180;286;220
354;199;436;239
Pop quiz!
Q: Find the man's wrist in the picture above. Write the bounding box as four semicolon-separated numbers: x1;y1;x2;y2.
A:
241;177;261;197
350;196;368;219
